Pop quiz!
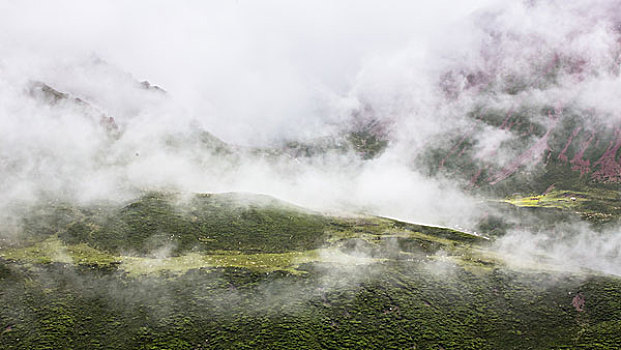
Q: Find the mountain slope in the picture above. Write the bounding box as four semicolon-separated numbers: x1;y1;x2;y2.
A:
1;192;620;349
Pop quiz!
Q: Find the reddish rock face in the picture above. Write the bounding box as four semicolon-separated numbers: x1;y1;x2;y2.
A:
420;6;621;190
437;118;621;191
591;128;621;183
572;293;586;312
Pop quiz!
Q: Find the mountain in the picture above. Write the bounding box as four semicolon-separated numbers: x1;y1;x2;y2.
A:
1;51;619;349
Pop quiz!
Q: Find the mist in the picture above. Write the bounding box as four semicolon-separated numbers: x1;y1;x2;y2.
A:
1;0;620;277
0;0;493;224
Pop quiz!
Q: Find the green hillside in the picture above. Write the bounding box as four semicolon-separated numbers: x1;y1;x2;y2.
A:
1;193;619;349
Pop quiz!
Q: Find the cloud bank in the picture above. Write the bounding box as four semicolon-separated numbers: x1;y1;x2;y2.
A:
0;0;620;275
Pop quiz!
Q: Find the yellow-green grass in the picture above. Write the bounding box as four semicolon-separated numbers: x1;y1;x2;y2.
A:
503;190;588;209
0;236;384;276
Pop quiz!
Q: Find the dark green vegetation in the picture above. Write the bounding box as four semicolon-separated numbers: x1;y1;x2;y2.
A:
1;258;620;349
347;120;389;160
58;192;328;255
1;193;620;349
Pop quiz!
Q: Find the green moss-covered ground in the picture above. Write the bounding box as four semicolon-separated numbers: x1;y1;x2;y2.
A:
1;192;620;349
1;258;619;349
54;192;329;256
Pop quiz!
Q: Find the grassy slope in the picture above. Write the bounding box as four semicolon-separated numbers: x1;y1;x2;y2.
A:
499;188;620;225
55;192;328;255
1;193;620;349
